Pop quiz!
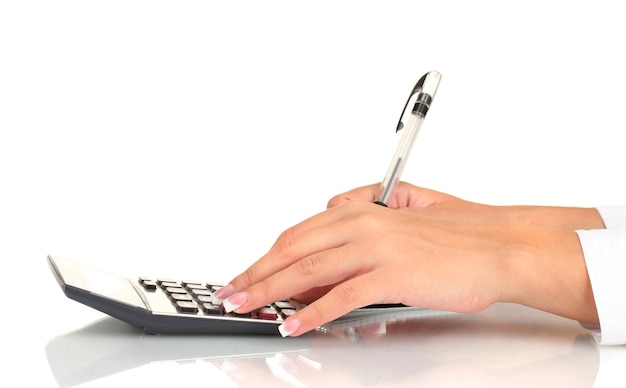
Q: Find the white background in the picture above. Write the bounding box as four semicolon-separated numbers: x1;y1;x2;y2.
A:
1;1;626;385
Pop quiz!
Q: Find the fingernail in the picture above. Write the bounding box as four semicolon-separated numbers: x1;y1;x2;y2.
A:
278;318;301;337
274;353;300;374
212;284;234;303
362;321;387;335
223;291;248;312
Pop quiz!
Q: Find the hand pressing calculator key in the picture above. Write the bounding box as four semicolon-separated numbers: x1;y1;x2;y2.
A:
48;255;447;335
48;255;301;334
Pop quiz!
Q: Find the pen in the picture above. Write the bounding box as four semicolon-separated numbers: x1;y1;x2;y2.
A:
374;71;442;207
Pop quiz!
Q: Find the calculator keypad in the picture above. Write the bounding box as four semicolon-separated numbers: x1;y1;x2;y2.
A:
138;277;296;322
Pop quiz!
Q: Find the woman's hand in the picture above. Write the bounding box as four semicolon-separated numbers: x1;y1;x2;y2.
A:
214;185;598;336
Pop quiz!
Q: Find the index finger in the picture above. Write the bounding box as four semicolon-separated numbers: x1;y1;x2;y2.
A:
220;201;378;298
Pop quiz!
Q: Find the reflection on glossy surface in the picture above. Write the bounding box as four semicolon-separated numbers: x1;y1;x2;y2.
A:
46;303;600;387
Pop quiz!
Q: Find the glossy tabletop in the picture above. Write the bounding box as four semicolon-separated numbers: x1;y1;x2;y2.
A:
39;303;619;387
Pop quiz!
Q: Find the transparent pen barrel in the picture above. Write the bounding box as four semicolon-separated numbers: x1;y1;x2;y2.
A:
375;112;425;205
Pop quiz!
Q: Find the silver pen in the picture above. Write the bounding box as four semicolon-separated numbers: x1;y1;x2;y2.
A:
374;71;442;206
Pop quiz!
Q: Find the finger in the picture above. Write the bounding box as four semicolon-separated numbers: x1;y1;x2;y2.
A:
326;183;379;208
225;202;378;296
222;210;341;294
327;181;451;209
225;243;368;314
291;285;334;304
278;272;384;337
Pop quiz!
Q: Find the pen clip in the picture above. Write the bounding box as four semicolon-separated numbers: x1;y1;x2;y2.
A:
396;71;441;132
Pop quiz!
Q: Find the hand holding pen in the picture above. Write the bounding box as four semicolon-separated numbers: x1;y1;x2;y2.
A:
210;72;516;336
375;71;441;206
214;71;600;338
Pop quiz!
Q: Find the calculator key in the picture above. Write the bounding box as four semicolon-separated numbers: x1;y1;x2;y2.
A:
257;307;278;320
160;281;180;289
196;295;213;303
191;289;212;297
230;311;252;318
280;309;297;318
186;283;208;291
170;293;193;302
140;280;157;290
181;280;203;287
156;278;177;285
175;301;198;313
274;301;295;310
166;287;187;294
201;303;224;315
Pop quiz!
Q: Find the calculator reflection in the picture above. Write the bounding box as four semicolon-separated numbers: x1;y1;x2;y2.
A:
45;305;600;388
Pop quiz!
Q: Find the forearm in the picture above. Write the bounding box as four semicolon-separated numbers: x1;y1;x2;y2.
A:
498;226;599;324
497;205;605;231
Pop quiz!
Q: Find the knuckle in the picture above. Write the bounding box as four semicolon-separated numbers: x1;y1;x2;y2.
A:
295;254;323;278
334;283;361;305
273;227;300;257
234;268;255;289
326;194;344;208
256;278;272;296
353;210;383;231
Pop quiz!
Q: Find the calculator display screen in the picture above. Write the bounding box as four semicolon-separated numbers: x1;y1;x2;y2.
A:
53;256;146;309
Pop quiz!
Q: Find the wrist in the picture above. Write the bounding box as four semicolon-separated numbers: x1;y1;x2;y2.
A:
498;226;598;323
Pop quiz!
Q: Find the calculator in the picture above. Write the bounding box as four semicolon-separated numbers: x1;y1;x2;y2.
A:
48;255;448;335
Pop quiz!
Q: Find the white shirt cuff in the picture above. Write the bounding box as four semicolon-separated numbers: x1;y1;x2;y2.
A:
577;229;626;345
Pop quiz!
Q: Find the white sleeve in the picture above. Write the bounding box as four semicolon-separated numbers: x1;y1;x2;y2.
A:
576;207;626;345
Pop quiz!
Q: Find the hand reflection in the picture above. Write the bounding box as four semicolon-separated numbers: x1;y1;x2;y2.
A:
46;304;600;388
205;305;600;387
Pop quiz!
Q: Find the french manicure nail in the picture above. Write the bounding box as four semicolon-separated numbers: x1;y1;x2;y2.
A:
278;318;301;337
212;284;234;303
223;291;248;312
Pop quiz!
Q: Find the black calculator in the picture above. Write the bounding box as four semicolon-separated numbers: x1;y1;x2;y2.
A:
48;255;447;335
